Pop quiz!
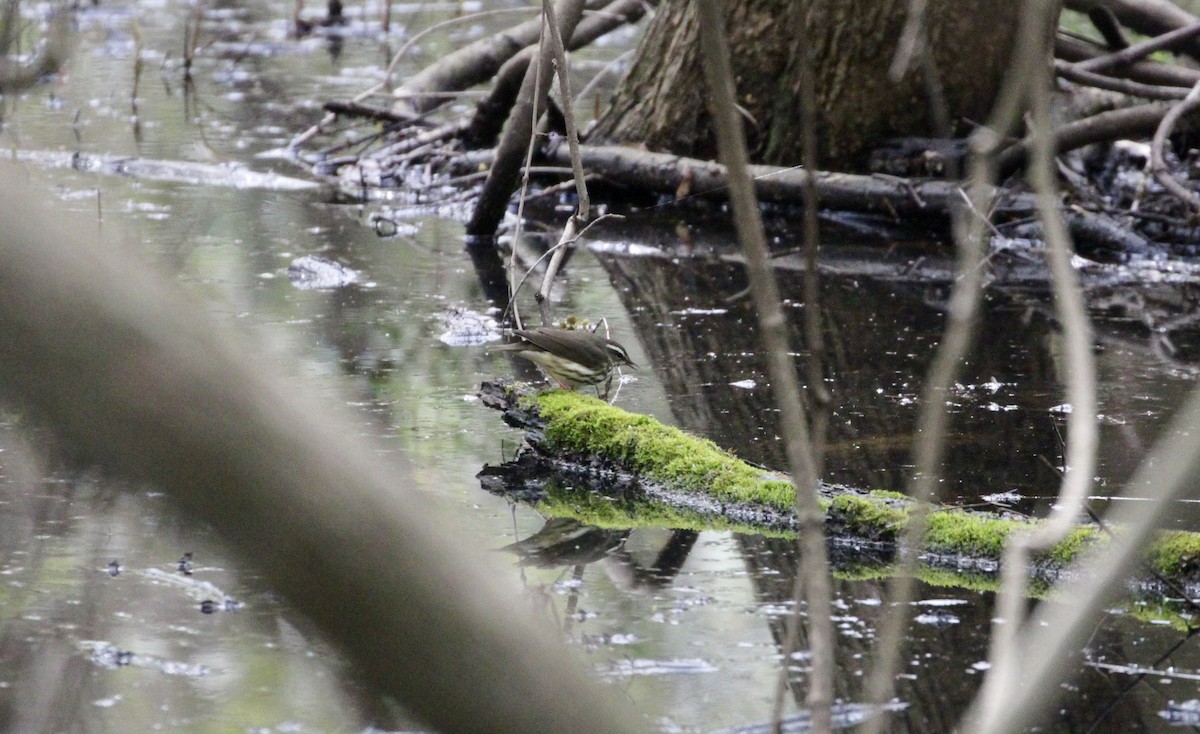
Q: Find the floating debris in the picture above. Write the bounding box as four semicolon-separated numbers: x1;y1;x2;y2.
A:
199;598;243;614
82;641;209;678
287;255;359;290
982;490;1022;507
106;560;121;577
914;610;960;627
599;657;718;677
5;149;319;191
1161;699;1200;726
439;306;501;346
143;567;244;612
177;552;193;576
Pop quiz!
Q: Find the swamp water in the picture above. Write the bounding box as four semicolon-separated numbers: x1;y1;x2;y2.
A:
2;0;1200;731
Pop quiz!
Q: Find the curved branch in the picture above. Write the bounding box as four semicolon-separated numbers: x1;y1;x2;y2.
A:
0;10;70;93
997;101;1175;175
1054;59;1187;100
1150;79;1200;215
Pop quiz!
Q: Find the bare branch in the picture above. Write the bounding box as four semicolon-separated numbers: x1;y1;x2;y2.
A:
694;2;834;732
1077;19;1200;73
1150;79;1200;215
0;167;643;734
467;0;586;239
1054;59;1188;100
966;1;1099;731
0;9;70;93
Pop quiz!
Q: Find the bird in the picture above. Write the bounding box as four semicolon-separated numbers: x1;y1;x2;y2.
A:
493;326;636;397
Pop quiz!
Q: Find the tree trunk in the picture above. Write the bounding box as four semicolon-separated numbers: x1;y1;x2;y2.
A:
590;0;1024;171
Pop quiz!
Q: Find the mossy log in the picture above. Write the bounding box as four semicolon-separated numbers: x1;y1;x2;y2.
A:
479;379;1200;609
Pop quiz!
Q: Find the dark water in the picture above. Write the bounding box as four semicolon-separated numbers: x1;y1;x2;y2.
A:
3;1;1200;732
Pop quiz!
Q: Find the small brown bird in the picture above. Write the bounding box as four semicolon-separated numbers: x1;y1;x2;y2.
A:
494;326;637;395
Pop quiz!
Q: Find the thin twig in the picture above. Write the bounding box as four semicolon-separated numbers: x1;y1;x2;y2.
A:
860;3;989;728
384;8;541;96
574;48;635;109
694;1;834;732
1077;18;1200;73
507;7;551;331
534;0;592;324
770;12;830;733
965;1;1099;732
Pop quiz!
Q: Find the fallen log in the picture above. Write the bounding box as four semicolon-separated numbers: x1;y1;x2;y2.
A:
537;143;1165;259
479;379;1200;610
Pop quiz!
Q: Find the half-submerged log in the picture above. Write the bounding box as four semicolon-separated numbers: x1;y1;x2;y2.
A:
479;379;1200;608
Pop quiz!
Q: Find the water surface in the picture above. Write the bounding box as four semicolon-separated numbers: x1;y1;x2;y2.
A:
2;1;1200;731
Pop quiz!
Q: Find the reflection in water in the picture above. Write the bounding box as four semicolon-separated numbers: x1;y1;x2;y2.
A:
593;237;1067;511
0;424;383;732
7;0;1200;728
478;215;1200;730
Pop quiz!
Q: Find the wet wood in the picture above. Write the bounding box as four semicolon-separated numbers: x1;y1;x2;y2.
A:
541;143;1164;258
479;378;1200;604
303;0;1200;256
391;0;650;117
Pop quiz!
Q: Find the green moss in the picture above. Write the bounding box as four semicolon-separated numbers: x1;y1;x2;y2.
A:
522;390;1123;565
925;511;1022;557
1147;530;1200;577
531;390;797;511
1043;526;1104;566
868;489;908;501
915;565;1003;594
832;563;897;582
535;484;793;537
1125;600;1200;632
829;494;908;541
497;384;1200;603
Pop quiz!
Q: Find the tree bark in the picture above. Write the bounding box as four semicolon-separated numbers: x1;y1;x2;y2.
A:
590;0;1023;171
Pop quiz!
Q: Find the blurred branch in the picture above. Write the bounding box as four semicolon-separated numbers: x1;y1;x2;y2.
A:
694;2;834;731
861;0;1062;727
0;6;69;93
0;164;640;734
773;7;830;732
961;337;1200;730
972;4;1100;732
1150;79;1200;215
